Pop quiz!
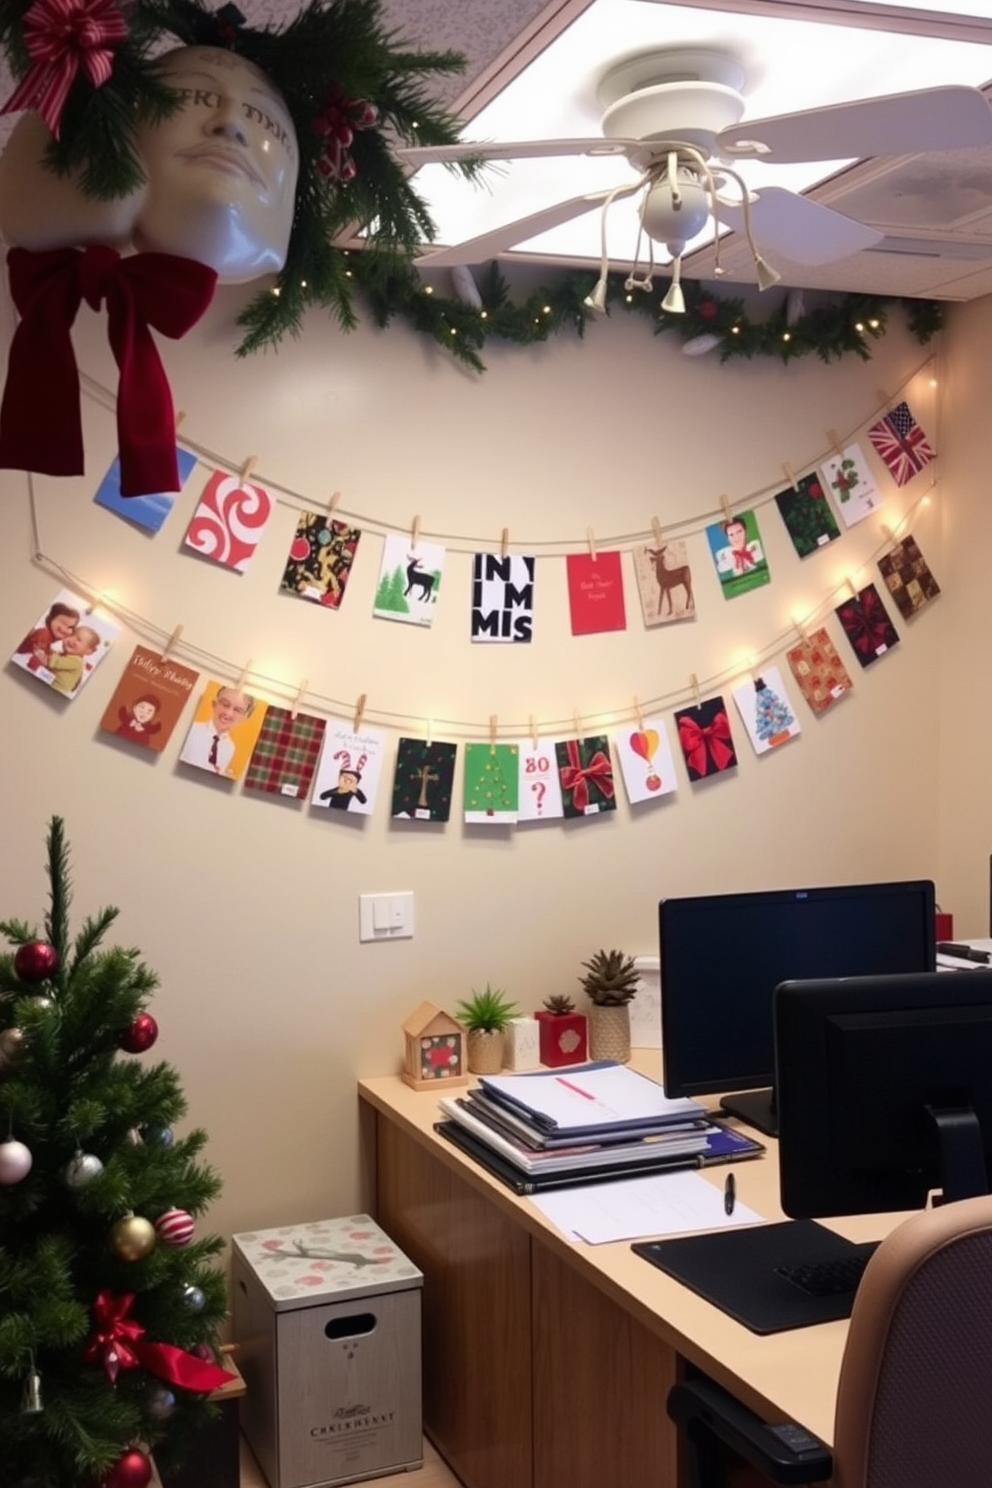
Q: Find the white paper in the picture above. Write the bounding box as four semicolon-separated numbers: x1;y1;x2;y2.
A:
479;1063;705;1131
531;1169;766;1244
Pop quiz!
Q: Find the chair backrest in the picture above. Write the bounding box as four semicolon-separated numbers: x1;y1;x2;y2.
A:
832;1193;992;1488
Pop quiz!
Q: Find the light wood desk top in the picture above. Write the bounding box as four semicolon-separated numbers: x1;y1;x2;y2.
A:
359;1059;910;1448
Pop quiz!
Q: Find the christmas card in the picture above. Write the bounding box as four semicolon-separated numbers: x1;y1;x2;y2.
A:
374;536;445;626
868;401;936;487
471;554;535;642
565;552;627;635
94;448;197;533
819;441;880;527
834;583;900;668
732;667;802;755
98;645;199;753
464;743;520;823
555;735;617;818
705;511;771;599
877;534;941;621
281;512;361;608
615;718;678;804
786;627;854;715
244;707;326;799
183;469;274;573
392;739;457;821
178;680;267;780
674;697;738;781
774;472;841;558
633;539;696;626
11;588;119;700
312;723;387;815
516;741;565;822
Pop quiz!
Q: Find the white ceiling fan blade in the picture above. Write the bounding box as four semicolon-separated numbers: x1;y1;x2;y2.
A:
719;187;883;266
717;85;992;164
414;190;620;268
398;138;640;168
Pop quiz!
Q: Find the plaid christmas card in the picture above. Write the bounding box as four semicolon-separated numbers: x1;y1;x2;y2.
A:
244;707;326;798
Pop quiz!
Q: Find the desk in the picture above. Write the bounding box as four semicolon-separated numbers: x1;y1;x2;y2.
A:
358;1065;901;1488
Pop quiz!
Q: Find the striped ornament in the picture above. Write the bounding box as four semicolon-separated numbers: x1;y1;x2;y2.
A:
154;1207;194;1247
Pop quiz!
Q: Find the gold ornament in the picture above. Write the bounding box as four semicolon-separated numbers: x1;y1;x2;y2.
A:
109;1214;156;1262
0;1026;25;1066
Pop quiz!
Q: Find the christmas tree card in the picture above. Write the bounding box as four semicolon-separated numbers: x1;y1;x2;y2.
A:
471;553;535;642
633;539;695;626
392;738;457;821
555;735;617;818
94;448;197;533
868;401;936;487
98;645;199;752
674;697;738;781
774;472;841;558
705;512;770;599
281;513;362;608
732;667;802;755
178;680;267;780
244;707;326;799
11;588;119;699
516;741;565;822
877;534;941;621
565;552;627;635
312;724;387;815
183;469;274;573
615;718;678;804
374;536;445;626
786;627;853;715
463;743;520;822
819;441;880;527
834;583;900;668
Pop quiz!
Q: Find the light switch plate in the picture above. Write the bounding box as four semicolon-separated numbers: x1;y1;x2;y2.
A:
359;892;415;942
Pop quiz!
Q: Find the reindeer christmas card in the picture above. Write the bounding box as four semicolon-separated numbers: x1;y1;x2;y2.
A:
471;553;535;642
312;724;387;815
281;512;362;608
633;539;695;626
99;645;199;752
732;668;802;756
374;536;445;627
516;741;565;822
464;743;520;822
11;587;119;700
615;719;678;804
183;469;274;573
392;738;457;821
566;552;626;635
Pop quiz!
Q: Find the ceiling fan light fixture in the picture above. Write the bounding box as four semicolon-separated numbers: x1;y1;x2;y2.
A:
754;254;781;291
584;276;609;313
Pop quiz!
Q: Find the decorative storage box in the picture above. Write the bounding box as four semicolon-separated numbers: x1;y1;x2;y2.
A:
232;1216;423;1488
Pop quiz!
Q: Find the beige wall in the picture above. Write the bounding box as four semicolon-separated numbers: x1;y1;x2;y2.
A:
0;278;955;1240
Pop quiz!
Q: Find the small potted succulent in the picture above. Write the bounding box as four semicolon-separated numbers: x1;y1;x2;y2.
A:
579;949;639;1063
455;984;519;1075
535;994;588;1067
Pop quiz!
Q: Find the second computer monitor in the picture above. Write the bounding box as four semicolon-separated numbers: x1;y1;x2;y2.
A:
659;879;936;1134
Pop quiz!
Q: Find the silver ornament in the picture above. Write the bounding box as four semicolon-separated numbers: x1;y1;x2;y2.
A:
182;1284;206;1311
0;1138;33;1185
145;1382;176;1420
21;1366;43;1415
63;1152;104;1190
141;1125;174;1147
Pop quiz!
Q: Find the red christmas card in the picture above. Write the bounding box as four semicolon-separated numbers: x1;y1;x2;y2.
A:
566;552;627;635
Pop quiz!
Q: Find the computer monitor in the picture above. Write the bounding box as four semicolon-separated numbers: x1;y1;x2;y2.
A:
776;969;992;1218
659;879;936;1134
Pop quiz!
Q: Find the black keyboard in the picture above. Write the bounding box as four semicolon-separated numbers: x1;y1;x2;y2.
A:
776;1243;879;1298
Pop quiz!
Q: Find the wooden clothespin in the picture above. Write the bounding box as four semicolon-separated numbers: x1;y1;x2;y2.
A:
651;516;663;550
529;714;539;750
633;695;645;730
289;679;308;721
353;693;367;733
235;659;253;690
425;716;433;748
720;494;734;525
782;461;800;492
490;715;498;754
175;410;186;431
160;623;183;661
586;527;597;561
793;616;810;644
880;523;895;547
845;577;860;600
328;491;341;519
877;387;894;413
826;428;845;459
573;709;582;739
500;527;510;560
690;673;701;708
239;455;257;486
411;515;421;549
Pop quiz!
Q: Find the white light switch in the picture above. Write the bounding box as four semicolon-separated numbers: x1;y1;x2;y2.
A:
359;892;415;942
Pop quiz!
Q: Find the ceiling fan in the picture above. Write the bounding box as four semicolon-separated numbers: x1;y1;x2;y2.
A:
398;46;992;310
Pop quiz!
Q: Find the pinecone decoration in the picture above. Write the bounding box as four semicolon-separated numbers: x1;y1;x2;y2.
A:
543;994;576;1015
579;949;639;1006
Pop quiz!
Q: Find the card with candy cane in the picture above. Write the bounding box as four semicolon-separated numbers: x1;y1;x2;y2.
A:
311;723;388;816
614;718;678;805
183;469;274;573
516;742;564;822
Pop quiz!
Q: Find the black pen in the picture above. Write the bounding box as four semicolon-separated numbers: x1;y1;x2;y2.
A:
724;1171;736;1216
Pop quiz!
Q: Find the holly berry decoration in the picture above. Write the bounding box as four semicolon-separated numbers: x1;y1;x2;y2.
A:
118;1012;158;1054
0;1138;33;1185
312;84;378;182
155;1207;195;1247
13;939;59;983
103;1447;153;1488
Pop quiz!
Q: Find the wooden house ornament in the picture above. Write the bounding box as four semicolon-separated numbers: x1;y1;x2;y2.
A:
402;1001;468;1090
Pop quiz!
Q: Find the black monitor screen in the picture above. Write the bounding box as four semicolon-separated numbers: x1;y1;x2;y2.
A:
776;969;992;1217
659;879;935;1133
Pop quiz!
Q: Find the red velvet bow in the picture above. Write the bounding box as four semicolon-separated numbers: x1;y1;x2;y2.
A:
560;739;614;813
678;710;735;778
0;0;128;138
83;1289;233;1392
0;246;216;497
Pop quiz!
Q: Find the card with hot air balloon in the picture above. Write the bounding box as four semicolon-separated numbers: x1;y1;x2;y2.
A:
614;719;678;805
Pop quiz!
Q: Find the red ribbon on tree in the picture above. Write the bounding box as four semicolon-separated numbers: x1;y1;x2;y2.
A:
313;85;378;182
83;1290;233;1392
0;245;217;497
559;739;615;813
678;710;735;777
0;0;128;139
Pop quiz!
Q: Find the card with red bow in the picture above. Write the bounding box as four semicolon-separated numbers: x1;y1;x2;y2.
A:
834;583;900;668
674;698;739;782
555;735;617;818
786;626;853;715
705;511;770;599
877;534;941;621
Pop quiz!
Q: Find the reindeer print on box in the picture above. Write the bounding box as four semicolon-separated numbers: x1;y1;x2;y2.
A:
374;535;445;627
471;553;535;642
633;539;695;626
312;723;388;816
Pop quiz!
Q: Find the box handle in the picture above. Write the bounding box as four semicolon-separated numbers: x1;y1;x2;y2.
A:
325;1312;377;1340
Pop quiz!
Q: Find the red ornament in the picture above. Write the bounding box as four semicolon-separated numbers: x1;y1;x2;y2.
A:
14;939;59;983
154;1207;195;1247
103;1447;152;1488
697;299;718;320
118;1012;158;1054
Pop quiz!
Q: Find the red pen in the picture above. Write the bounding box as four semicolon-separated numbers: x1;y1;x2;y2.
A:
555;1076;596;1101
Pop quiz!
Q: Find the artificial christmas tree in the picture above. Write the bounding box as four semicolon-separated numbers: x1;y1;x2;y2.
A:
0;818;232;1488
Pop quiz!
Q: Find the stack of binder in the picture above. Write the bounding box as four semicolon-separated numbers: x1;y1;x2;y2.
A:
434;1060;764;1194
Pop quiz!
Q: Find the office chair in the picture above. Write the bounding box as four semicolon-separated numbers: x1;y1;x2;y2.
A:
668;1192;992;1488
